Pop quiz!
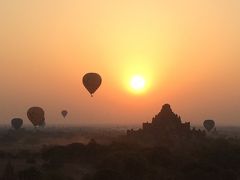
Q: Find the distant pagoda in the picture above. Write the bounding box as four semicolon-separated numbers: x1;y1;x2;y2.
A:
127;104;205;140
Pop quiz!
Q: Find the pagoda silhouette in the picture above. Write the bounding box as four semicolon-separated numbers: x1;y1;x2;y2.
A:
127;104;205;142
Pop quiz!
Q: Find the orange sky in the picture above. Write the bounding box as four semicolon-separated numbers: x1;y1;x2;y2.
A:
0;0;240;126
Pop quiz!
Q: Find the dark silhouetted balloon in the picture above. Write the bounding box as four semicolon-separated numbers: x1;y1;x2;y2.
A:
203;120;215;132
61;110;68;118
11;118;23;130
27;107;45;127
82;73;102;97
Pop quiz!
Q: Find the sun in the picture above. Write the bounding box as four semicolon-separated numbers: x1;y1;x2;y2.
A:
130;75;146;92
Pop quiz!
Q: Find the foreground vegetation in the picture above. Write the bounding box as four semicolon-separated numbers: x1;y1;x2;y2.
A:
1;136;240;180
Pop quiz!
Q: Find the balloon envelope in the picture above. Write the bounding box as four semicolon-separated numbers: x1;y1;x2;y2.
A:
61;110;68;118
82;73;102;96
203;120;215;132
11;118;23;130
27;107;45;127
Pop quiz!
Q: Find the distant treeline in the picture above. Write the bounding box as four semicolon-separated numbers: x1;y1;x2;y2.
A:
1;137;240;180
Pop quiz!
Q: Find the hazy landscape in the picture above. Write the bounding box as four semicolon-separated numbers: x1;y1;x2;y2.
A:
1;0;240;179
0;119;240;180
1;125;240;151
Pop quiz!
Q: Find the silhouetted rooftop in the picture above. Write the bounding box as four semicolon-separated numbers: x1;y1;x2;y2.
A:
127;104;205;141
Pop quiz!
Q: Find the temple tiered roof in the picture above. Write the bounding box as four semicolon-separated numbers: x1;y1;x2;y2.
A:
127;104;205;141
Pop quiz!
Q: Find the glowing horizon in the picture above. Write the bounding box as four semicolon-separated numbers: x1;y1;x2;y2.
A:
0;0;240;126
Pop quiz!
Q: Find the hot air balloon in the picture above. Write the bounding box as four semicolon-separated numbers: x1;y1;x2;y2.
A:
82;73;102;97
61;110;68;118
27;107;45;127
203;120;215;132
11;118;23;130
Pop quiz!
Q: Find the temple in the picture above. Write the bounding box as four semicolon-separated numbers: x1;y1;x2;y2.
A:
127;104;205;141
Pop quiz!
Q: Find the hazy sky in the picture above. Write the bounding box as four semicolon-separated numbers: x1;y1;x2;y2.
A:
0;0;240;126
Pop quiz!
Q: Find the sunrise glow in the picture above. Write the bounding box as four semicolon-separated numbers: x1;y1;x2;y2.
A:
130;75;146;93
0;1;239;125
